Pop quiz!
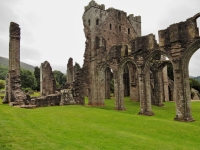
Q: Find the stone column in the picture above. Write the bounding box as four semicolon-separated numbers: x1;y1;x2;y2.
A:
113;69;126;110
5;22;24;104
158;71;164;106
173;61;194;122
138;67;154;116
163;66;169;101
152;70;163;106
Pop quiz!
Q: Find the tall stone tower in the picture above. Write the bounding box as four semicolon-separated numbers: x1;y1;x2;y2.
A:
82;0;141;105
9;22;21;75
3;22;26;105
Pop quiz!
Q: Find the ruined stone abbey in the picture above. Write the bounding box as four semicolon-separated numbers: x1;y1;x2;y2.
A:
3;0;200;122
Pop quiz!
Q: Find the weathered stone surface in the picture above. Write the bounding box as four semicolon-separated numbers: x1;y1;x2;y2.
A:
40;61;56;96
81;1;199;121
67;58;74;83
3;22;26;106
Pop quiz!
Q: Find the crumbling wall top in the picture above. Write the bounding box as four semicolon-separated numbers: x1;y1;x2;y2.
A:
84;0;105;12
128;14;141;23
10;22;20;37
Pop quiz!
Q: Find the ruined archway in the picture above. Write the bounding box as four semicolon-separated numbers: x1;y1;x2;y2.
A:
104;67;113;99
121;60;139;101
143;50;172;108
189;17;200;77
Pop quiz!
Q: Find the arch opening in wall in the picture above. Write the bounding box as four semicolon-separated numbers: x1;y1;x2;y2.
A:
197;17;200;35
118;12;121;21
188;50;200;100
120;60;139;101
104;67;114;99
144;51;173;106
110;23;112;30
96;19;99;25
128;28;130;34
184;17;200;101
119;26;121;32
88;19;90;26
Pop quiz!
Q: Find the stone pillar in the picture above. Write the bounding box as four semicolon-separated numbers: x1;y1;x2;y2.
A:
40;61;56;96
67;58;74;83
113;69;125;110
3;22;25;105
158;71;164;106
173;61;194;122
152;71;163;106
163;66;169;101
9;22;20;75
138;67;154;116
129;64;139;101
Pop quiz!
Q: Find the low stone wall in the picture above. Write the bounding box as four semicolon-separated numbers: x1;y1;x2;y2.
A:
29;93;61;107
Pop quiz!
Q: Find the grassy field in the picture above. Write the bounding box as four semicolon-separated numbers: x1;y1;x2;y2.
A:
0;97;200;150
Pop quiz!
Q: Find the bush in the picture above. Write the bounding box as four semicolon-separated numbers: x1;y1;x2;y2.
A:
0;80;5;90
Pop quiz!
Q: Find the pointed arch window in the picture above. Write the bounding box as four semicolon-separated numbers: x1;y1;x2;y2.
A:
96;19;99;25
118;12;121;21
128;28;130;34
88;19;90;26
110;23;112;30
119;26;121;32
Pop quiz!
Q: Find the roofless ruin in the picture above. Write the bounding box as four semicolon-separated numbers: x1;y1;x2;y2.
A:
3;0;200;122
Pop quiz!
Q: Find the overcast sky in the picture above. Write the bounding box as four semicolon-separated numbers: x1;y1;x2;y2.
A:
0;0;199;76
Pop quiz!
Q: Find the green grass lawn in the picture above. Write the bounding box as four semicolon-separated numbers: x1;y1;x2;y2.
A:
0;97;200;150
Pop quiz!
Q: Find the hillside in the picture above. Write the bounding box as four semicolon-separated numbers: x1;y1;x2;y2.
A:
0;56;35;71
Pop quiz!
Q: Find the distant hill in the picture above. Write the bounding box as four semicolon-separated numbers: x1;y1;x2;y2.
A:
192;76;200;83
0;56;35;71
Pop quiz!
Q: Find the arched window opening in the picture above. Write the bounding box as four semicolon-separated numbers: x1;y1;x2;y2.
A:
104;67;113;99
189;50;200;78
148;53;173;105
197;17;200;36
118;12;121;21
96;19;99;25
128;28;130;34
110;23;112;30
119;26;121;32
189;49;200;100
88;19;90;26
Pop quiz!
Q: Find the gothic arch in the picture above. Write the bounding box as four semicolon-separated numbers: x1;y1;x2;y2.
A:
143;50;172;75
119;58;139;101
182;39;200;68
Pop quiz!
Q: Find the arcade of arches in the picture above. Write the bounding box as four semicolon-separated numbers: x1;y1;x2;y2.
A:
4;0;200;122
82;1;200;122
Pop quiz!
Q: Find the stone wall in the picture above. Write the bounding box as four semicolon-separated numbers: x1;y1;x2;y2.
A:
40;61;56;96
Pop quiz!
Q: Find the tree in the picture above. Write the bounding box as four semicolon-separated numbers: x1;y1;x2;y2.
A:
0;65;8;80
20;68;37;90
34;66;40;91
0;80;5;90
190;78;200;92
53;70;66;88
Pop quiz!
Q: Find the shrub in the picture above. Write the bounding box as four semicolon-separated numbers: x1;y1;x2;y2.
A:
0;80;5;90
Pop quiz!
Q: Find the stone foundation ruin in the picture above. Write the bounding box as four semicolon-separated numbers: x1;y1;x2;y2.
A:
3;1;200;122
